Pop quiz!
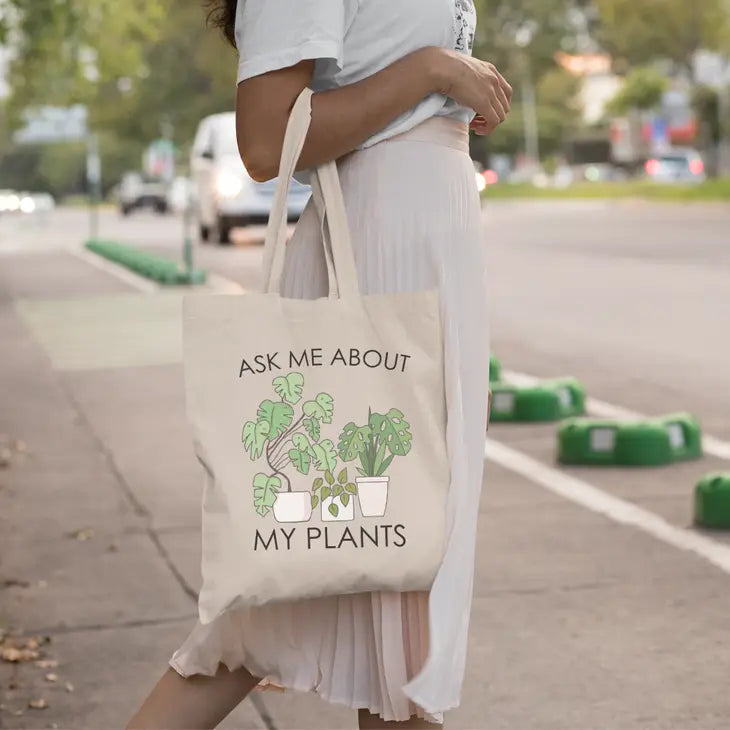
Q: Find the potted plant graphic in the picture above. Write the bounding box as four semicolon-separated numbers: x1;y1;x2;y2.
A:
241;372;335;523
337;408;412;517
311;467;358;522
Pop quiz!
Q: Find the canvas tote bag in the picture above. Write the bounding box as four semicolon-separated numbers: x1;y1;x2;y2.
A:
183;89;450;623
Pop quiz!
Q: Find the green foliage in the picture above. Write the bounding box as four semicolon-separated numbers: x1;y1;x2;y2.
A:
606;67;668;115
272;372;304;404
594;0;730;69
242;420;269;460
338;408;413;478
256;400;294;441
253;473;281;517
303;393;334;424
312;467;355;518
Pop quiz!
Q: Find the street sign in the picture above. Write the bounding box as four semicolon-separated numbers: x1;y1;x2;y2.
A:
144;138;176;181
12;105;88;144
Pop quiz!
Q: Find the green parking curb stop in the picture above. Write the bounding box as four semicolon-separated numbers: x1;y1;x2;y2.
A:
489;377;586;423
694;474;730;529
86;240;207;286
489;354;502;383
558;412;702;467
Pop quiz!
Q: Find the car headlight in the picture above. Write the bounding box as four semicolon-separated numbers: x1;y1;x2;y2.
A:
475;172;487;193
216;171;244;199
20;196;36;214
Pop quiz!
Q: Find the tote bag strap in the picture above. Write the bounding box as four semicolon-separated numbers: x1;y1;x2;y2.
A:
263;88;360;299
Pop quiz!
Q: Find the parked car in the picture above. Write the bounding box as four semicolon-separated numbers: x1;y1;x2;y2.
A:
644;149;706;184
117;172;169;215
190;112;310;244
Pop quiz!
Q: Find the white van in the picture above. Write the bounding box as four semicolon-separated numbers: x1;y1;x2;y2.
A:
190;112;310;244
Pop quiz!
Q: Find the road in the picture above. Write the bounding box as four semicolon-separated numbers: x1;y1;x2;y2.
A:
1;200;729;729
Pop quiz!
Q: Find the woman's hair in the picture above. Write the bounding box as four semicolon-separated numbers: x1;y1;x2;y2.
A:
207;0;238;47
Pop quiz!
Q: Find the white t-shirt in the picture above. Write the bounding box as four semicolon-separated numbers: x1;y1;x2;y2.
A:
234;0;477;148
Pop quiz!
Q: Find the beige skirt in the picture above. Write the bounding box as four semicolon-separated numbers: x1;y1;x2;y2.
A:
171;116;489;723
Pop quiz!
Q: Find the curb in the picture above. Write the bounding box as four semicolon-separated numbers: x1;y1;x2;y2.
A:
85;240;207;286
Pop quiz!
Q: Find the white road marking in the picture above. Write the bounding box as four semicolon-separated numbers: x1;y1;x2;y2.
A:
485;438;730;575
66;245;159;294
503;369;730;462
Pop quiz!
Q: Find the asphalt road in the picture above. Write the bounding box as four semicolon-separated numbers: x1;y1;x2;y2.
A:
2;200;730;729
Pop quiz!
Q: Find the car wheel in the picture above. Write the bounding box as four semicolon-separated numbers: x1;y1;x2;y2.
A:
120;204;132;216
199;224;210;243
154;200;168;214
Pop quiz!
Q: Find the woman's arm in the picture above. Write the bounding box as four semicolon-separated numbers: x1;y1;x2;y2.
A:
237;46;511;182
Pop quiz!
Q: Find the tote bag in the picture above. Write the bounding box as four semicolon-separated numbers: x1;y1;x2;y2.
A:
183;89;450;623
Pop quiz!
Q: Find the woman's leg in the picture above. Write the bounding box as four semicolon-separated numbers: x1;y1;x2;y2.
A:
358;709;443;729
127;664;261;730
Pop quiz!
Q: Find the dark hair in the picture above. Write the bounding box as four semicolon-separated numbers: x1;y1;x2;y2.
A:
207;0;238;47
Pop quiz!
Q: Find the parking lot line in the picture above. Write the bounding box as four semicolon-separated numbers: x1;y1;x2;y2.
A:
485;438;730;575
503;369;730;461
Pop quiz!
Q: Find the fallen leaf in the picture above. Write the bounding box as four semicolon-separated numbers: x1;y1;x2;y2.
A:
64;681;74;693
0;448;11;468
68;527;95;541
1;647;40;663
28;698;49;710
35;659;58;669
1;578;31;589
45;673;58;682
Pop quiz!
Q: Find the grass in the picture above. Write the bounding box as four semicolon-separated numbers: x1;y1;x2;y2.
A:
482;178;730;202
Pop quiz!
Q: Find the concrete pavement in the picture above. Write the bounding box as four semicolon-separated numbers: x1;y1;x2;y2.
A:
2;202;730;729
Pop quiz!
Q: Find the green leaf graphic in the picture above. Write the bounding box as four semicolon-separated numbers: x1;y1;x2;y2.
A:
257;400;294;440
328;503;339;518
324;468;335;486
334;484;344;497
337;423;371;461
304;417;320;442
312;441;337;473
288;448;311;475
253;473;280;517
311;494;319;509
321;486;332;501
338;468;347;484
292;433;310;451
303;393;334;424
370;409;413;456
312;477;323;491
242;420;269;460
272;372;304;404
345;482;357;495
341;493;350;507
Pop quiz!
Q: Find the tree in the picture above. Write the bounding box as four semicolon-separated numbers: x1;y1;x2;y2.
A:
593;0;730;71
606;67;668;114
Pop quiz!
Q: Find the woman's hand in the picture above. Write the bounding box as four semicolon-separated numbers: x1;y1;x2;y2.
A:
434;49;512;135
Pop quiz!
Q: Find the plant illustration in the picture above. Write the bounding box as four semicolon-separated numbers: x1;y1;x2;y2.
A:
337;408;413;477
311;467;357;518
242;372;335;516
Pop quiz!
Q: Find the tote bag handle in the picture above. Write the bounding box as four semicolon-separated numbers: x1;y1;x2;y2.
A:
262;89;360;299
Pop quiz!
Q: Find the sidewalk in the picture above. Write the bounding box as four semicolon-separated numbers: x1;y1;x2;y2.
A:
3;247;730;730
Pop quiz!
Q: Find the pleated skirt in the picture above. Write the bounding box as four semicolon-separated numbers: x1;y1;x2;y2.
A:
171;117;490;723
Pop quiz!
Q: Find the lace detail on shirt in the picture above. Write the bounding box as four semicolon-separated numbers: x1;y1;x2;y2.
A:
453;0;476;54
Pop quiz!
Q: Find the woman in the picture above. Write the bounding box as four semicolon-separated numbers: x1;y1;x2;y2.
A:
128;1;510;728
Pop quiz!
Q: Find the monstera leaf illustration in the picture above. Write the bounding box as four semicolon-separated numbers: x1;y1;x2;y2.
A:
288;433;312;475
253;473;281;516
257;400;294;440
242;420;270;459
303;393;334;424
337;422;372;461
311;439;337;472
370;409;413;456
273;372;304;404
304;417;320;442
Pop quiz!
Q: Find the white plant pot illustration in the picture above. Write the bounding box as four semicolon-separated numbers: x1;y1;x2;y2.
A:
273;491;313;523
356;477;390;518
322;495;354;522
